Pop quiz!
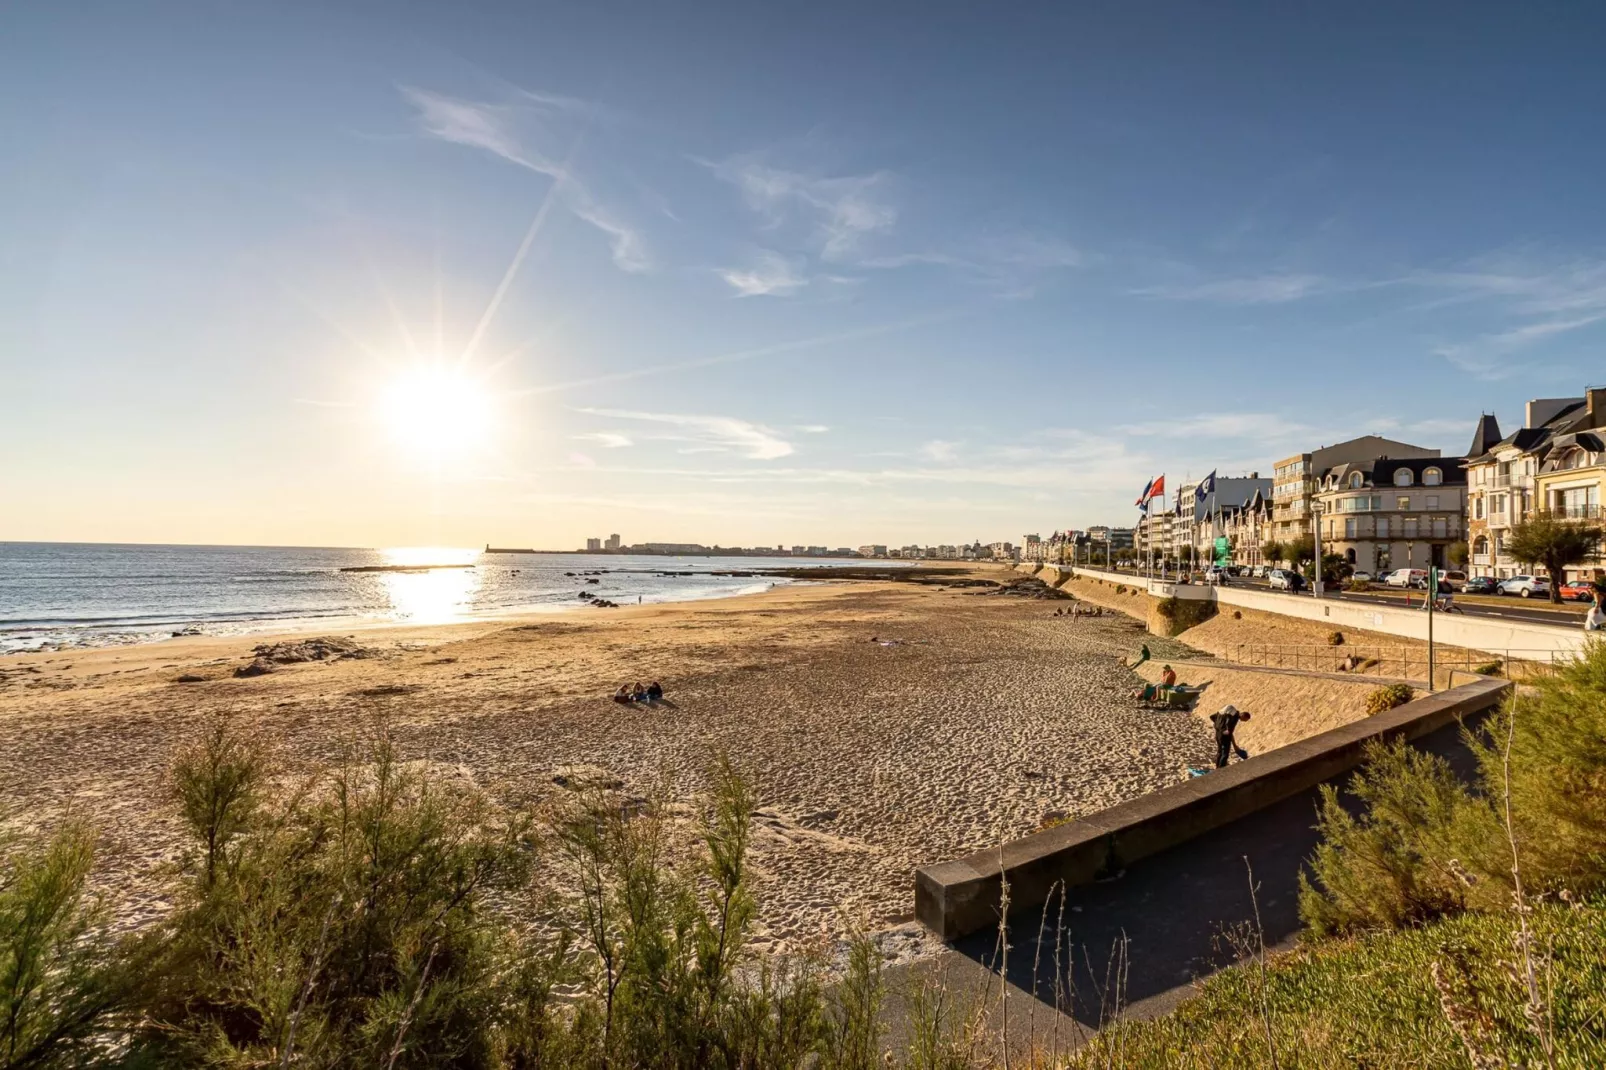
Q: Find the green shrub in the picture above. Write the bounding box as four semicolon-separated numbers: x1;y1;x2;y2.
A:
1302;640;1606;939
0;823;146;1070
1346;578;1372;592
1327;631;1345;646
1365;683;1415;714
1299;741;1481;936
1474;660;1504;677
1232;610;1242;620
1472;640;1606;897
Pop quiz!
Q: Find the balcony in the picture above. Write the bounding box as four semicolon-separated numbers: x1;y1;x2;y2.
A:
1552;503;1604;520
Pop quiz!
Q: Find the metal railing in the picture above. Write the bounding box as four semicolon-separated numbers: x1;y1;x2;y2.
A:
1223;643;1568;683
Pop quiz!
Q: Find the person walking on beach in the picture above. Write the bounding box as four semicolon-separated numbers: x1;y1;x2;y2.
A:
1210;704;1251;768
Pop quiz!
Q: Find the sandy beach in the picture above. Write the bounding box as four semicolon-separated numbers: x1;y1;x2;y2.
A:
0;569;1242;960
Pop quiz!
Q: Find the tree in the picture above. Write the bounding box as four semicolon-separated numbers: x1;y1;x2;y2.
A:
1446;539;1469;568
1261;540;1283;567
1507;511;1605;603
1285;535;1316;564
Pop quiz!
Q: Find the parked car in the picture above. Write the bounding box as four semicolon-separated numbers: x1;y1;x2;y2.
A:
1559;581;1598;602
1350;570;1375;583
1384;568;1429;589
1463;576;1500;595
1268;568;1306;591
1435;569;1468;592
1498;575;1551;598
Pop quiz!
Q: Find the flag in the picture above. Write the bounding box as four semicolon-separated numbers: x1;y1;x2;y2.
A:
1195;470;1216;502
1149;474;1165;500
1134;478;1154;508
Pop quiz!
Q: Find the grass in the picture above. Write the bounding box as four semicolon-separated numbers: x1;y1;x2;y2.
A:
1067;898;1606;1068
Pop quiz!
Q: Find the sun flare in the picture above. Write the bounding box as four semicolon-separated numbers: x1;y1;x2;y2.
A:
378;364;494;461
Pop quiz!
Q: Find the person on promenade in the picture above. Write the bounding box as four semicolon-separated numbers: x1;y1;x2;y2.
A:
1210;704;1251;768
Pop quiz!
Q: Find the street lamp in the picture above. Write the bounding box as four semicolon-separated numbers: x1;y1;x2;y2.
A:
1312;499;1325;598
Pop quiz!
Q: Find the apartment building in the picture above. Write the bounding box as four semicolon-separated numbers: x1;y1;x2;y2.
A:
1220;489;1272;568
1169;475;1272;562
1467;391;1605;579
1533;390;1606;582
1313;456;1467;574
1272;436;1439;543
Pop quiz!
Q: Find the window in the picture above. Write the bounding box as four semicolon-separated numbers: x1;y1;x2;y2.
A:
1349;471;1364;489
1397;496;1410;511
1405;518;1419;538
1377;518;1390;538
1473;535;1488;555
1394;469;1414;486
1474;497;1484;519
1345;518;1357;539
1372;495;1382;510
1433;517;1447;538
1426;495;1439;509
1424;467;1442;486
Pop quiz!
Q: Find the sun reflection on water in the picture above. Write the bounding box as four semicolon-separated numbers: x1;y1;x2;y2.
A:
376;547;481;624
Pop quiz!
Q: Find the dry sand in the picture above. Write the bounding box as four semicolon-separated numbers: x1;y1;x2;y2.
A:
2;575;1225;959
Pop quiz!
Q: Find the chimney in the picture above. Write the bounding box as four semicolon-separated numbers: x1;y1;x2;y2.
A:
1589;387;1606;425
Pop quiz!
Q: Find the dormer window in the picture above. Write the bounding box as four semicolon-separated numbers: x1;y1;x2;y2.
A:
1423;467;1442;486
1349;471;1364;489
1394;470;1414;487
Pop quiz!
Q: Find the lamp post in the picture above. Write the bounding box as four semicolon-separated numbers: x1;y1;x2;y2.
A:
1312;500;1325;598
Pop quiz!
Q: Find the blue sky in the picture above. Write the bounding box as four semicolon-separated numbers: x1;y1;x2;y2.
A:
4;1;1605;548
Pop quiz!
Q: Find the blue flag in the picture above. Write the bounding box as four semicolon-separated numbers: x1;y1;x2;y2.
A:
1195;471;1217;502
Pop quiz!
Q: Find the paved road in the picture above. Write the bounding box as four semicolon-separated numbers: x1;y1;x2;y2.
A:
885;712;1489;1053
1093;569;1585;630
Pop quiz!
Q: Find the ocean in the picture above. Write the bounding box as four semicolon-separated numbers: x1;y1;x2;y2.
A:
0;542;877;653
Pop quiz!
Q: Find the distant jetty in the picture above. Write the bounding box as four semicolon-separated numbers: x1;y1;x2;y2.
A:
484;545;539;554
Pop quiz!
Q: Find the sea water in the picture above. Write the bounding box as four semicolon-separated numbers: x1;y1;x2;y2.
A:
0;543;880;653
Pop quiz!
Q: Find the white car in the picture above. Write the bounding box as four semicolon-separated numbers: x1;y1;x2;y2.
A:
1267;568;1305;591
1384;568;1429;589
1498;575;1551;598
1350;571;1375;583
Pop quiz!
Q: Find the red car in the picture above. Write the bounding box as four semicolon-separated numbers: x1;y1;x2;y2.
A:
1559;581;1599;602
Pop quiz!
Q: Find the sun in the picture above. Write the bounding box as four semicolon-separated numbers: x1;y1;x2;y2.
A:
378;363;494;462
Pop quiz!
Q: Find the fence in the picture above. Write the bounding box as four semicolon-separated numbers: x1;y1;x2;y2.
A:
1223;643;1568;683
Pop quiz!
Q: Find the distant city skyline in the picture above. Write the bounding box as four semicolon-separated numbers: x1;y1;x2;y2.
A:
6;3;1606;548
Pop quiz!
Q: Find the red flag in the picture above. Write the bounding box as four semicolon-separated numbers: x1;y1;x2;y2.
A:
1148;474;1166;501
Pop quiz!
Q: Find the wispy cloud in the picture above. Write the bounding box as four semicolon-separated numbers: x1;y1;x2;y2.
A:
575;408;795;460
702;155;896;261
718;251;808;297
402;86;649;273
574;432;633;449
1116;412;1315;441
1131;273;1327;304
796;424;830;434
919;439;962;462
1404;253;1606;378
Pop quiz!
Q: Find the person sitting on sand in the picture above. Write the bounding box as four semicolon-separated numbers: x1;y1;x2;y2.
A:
646;680;663;702
1160;665;1177;689
613;685;631;704
1210;705;1252;768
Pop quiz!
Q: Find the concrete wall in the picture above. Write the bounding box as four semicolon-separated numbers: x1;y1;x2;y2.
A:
914;677;1510;941
1037;563;1585;658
